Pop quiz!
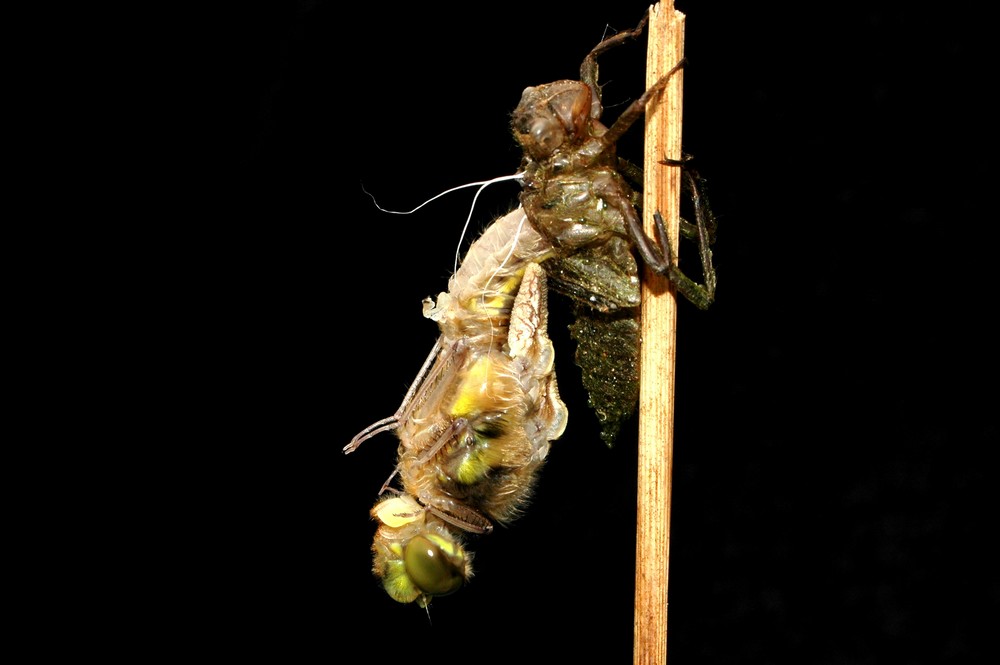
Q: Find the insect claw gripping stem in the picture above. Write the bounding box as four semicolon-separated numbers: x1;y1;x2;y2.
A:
648;161;718;311
580;11;651;92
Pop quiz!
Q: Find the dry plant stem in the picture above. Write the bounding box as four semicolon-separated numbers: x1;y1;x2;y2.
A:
635;2;684;665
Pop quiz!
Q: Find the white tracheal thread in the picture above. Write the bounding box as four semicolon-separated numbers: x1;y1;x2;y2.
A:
360;172;525;273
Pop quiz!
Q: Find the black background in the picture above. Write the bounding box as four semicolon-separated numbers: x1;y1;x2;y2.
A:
187;1;996;662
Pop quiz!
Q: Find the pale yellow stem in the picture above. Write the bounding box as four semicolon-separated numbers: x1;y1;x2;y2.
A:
635;2;684;664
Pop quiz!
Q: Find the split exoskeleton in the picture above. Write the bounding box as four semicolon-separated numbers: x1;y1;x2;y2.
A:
512;11;716;443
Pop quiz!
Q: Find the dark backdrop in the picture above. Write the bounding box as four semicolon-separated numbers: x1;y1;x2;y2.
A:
183;2;996;662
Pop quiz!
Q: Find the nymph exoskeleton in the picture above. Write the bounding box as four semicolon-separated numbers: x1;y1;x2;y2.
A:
345;209;568;606
511;11;717;443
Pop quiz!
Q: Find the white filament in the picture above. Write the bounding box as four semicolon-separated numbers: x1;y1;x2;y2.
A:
361;172;525;273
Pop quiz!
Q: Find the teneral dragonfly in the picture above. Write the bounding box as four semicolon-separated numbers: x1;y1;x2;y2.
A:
345;208;567;606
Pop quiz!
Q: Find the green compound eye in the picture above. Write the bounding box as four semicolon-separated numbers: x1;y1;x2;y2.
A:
403;534;466;597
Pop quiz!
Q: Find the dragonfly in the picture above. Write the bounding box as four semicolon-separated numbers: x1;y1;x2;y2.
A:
345;209;568;607
345;8;716;606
